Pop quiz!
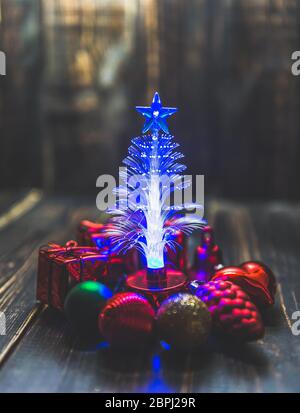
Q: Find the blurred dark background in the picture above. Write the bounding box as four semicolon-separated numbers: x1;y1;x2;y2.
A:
1;0;300;200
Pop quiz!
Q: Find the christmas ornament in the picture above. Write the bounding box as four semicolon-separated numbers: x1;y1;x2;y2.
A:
105;92;205;301
99;292;155;349
164;220;187;270
37;240;123;310
190;225;223;281
64;281;113;336
156;293;212;350
136;91;177;134
35;91;279;362
190;279;264;341
211;261;276;307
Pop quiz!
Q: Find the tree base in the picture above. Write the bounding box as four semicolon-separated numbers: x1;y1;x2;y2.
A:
126;268;187;307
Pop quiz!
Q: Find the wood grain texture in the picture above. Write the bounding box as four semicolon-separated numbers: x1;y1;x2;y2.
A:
0;0;43;189
0;192;98;356
1;1;300;199
0;194;299;392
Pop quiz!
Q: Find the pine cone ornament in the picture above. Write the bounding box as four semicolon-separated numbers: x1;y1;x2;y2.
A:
190;279;264;342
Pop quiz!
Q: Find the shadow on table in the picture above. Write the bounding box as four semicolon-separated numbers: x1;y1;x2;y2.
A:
42;306;271;392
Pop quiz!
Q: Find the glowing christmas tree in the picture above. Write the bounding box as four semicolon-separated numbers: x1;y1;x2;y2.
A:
107;92;204;294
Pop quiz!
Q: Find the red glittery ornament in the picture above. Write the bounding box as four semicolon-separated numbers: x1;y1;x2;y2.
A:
190;279;264;342
190;225;223;282
211;261;276;308
99;292;155;349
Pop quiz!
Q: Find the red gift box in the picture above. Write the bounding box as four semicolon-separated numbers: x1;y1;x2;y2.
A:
77;219;188;273
76;220;105;247
36;240;124;310
77;220;143;273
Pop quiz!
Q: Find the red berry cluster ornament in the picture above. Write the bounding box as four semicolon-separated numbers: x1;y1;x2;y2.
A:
187;226;277;342
189;279;264;342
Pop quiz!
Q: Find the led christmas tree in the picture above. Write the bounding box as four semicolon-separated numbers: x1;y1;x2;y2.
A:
107;92;205;297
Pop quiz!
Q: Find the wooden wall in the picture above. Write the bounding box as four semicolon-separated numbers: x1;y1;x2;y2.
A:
0;0;43;188
1;0;300;199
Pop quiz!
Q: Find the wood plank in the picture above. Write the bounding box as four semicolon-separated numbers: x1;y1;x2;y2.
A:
0;190;34;214
248;202;300;392
0;198;299;392
0;194;99;358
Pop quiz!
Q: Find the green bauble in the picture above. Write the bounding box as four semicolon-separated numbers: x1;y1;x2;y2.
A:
64;281;113;336
156;293;212;350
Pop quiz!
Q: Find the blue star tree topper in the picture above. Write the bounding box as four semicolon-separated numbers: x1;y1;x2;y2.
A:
136;92;177;134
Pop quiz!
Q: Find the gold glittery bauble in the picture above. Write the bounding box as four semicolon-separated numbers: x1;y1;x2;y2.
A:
156;293;212;350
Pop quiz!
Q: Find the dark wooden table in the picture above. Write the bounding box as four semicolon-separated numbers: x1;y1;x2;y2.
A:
0;189;299;393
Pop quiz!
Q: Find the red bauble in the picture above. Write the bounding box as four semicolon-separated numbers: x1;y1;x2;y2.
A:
99;292;155;349
191;279;264;342
211;261;276;308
